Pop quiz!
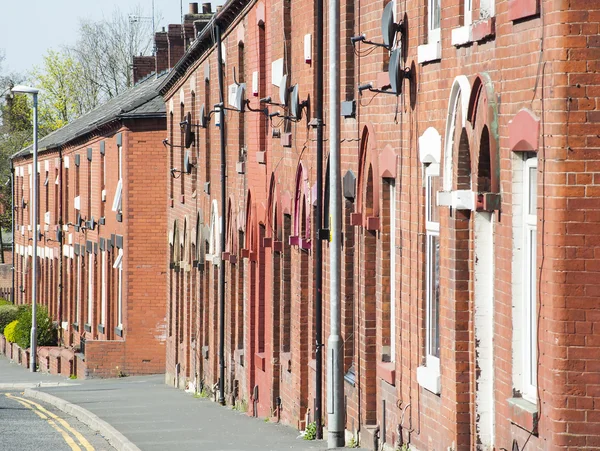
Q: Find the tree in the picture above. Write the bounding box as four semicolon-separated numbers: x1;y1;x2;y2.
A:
67;6;157;103
31;49;85;130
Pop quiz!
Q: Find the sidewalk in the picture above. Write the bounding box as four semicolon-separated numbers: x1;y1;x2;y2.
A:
0;355;76;389
0;355;354;450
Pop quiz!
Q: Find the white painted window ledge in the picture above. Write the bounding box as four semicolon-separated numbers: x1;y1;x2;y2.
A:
451;25;472;47
417;365;441;395
418;40;442;64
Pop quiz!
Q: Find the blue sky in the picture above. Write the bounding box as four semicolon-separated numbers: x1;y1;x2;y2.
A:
0;0;216;75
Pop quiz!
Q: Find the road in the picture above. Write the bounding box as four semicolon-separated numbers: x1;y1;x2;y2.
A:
0;390;114;451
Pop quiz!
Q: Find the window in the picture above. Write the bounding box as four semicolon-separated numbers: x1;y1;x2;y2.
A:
101;251;106;327
417;162;441;394
452;0;473;46
522;156;537;402
75;253;81;326
418;0;442;63
113;248;123;328
87;252;94;326
389;180;396;362
112;144;123;214
429;0;441;43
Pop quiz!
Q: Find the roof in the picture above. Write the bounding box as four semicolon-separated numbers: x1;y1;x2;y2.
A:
12;72;168;160
158;0;251;96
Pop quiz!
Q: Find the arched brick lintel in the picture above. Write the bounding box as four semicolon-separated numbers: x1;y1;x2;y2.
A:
355;124;381;228
293;161;310;238
509;108;540;152
467;73;500;198
280;190;292;216
379;145;398;179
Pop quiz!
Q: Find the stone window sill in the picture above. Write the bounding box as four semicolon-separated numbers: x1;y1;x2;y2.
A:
377;361;396;386
255;352;266;371
508;0;540;21
417;365;441;395
508;397;538;435
417;40;441;64
472;17;496;42
451;25;472;47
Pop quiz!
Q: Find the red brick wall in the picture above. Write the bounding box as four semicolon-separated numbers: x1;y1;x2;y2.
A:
11;115;167;378
154;0;600;449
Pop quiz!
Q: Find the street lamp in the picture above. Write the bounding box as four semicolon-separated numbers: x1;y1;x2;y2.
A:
11;85;39;373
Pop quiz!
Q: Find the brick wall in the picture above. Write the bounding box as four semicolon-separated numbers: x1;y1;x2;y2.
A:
154;0;600;449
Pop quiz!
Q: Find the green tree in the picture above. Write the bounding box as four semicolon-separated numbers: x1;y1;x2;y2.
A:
31;49;85;130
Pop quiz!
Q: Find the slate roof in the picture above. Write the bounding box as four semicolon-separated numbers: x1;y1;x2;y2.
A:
12;72;168;160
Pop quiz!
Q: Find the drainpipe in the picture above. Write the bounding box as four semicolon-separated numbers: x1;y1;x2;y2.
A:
216;22;227;406
315;0;324;439
10;159;14;303
327;0;344;444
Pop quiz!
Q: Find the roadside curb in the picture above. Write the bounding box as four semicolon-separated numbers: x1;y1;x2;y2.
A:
0;382;75;390
24;388;141;451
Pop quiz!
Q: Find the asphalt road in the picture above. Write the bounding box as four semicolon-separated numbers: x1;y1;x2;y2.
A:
0;390;114;451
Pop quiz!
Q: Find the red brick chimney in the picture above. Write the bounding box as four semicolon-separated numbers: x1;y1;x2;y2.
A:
167;24;185;69
132;55;156;84
154;28;169;75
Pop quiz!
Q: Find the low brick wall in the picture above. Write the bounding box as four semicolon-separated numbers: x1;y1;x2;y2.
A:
84;340;127;378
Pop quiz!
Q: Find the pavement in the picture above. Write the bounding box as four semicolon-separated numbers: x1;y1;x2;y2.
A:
0;355;358;450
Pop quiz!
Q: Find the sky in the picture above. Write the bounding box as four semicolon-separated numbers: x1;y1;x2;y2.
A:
0;0;218;75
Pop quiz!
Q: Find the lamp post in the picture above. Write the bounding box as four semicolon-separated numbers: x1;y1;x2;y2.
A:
11;85;39;373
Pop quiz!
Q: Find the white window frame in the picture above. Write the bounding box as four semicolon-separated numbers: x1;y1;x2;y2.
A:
113;248;124;328
418;0;442;63
76;253;81;325
389;180;396;362
101;251;106;326
428;0;441;43
522;157;537;403
87;252;94;325
417;163;442;394
112;179;122;212
451;0;473;46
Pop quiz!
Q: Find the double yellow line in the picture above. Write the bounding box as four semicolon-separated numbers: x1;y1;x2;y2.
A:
5;393;95;451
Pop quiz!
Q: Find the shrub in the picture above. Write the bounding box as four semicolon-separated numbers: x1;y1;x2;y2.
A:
0;299;12;306
4;320;18;343
304;422;317;440
14;306;57;349
0;305;20;332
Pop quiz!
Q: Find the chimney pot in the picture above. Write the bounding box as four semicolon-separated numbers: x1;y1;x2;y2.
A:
216;5;222;13
202;2;212;13
189;3;199;14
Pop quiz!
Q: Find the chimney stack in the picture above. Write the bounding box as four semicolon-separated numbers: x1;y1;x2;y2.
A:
132;56;156;84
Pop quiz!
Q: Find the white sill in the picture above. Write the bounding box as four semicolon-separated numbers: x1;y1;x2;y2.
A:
417;40;441;64
451;24;472;47
417;365;441;394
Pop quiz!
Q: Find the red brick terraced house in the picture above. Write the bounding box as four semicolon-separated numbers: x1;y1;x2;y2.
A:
155;0;600;449
10;68;173;378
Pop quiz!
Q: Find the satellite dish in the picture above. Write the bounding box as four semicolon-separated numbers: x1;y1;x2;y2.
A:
381;2;398;49
199;104;207;128
184;112;195;148
279;74;289;106
234;83;246;111
389;48;402;95
184;151;192;174
290;84;300;119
